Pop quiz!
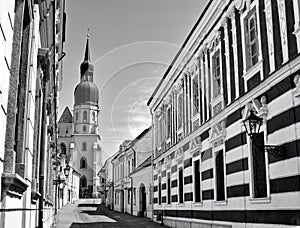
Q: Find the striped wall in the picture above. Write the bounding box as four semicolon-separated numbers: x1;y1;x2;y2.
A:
150;0;300;227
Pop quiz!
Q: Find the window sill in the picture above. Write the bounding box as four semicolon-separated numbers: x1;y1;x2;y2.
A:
214;200;228;206
243;59;263;82
192;202;203;207
249;197;271;204
177;203;185;207
2;173;29;199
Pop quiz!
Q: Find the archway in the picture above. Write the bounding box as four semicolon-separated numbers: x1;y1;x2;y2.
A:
139;183;146;217
79;176;87;198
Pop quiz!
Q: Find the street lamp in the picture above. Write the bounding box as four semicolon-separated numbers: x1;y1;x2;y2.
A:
243;109;285;158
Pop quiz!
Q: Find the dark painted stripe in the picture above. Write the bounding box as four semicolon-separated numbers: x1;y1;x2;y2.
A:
269;139;300;163
171;195;178;202
202;189;214;200
202;169;213;181
184;175;192;185
227;184;250;198
171;180;177;188
154;174;158;181
162;196;166;203
184;175;193;184
162;170;166;177
225;132;247;152
184;192;193;202
226;158;248;175
265;75;295;104
162;183;166;190
267;106;300;134
258;0;270;77
154;209;300;225
184;158;192;168
171;165;177;174
200;129;210;141
228;17;236;101
270;175;300;194
285;0;298;59
153;198;158;204
154;186;158;192
247;72;261;92
235;9;245;97
201;148;212;161
226;108;242;127
220;27;228;105
272;0;283;69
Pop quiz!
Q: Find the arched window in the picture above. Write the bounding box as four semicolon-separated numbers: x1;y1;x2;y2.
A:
83;111;87;122
92;112;96;121
76;112;79;121
80;157;87;169
82;142;87;151
80;175;87;188
83;125;87;133
60;143;66;155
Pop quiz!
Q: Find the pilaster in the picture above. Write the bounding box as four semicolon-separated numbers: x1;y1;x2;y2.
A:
277;0;289;62
264;0;275;72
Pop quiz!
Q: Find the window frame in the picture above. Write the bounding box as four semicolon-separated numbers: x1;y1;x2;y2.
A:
240;0;264;86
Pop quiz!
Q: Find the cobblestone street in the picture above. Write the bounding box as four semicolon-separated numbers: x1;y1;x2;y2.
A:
53;199;168;228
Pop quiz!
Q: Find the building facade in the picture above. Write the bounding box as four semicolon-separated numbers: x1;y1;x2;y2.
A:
148;0;300;227
112;127;152;215
58;34;103;200
0;0;66;228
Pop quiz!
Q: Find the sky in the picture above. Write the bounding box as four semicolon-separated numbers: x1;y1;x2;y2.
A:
59;0;209;161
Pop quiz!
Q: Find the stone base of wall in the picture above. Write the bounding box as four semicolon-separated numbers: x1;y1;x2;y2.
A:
154;216;232;228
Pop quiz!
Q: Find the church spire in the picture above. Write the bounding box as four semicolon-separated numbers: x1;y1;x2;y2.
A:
84;28;91;61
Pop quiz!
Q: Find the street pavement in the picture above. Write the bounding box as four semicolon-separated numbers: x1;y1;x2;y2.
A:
52;199;169;228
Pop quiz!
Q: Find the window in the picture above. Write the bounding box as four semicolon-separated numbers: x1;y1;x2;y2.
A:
82;141;87;151
167;173;171;204
251;132;268;198
128;189;131;204
158;176;162;205
83;125;87;133
83;111;87;122
215;149;225;201
247;12;259;67
133;188;136;205
194;160;201;202
179;168;183;203
91;126;96;134
212;51;221;99
60;143;66;155
76;111;79;121
80;176;87;188
167;108;171;138
178;93;183;129
193;76;200;115
66;128;68;134
92;112;96;121
128;160;130;175
80;157;87;169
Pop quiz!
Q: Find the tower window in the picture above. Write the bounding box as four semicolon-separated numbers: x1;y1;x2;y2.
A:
83;111;87;122
91;126;96;134
76;112;79;121
80;157;87;169
83;125;87;133
92;112;96;121
82;141;87;151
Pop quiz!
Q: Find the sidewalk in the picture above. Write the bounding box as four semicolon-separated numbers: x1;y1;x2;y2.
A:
52;199;168;228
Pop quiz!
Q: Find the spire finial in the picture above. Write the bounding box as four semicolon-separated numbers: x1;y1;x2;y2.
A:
84;28;91;61
87;28;90;38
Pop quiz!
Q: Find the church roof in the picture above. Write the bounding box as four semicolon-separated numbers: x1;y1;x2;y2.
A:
59;107;73;123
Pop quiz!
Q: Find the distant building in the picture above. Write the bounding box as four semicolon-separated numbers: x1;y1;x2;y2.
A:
148;0;300;227
58;33;103;200
111;127;152;215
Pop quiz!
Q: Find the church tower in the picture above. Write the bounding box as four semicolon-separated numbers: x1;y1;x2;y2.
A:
72;32;102;198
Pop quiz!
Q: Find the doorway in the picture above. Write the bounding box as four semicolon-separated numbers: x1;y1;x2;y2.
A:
139;183;146;217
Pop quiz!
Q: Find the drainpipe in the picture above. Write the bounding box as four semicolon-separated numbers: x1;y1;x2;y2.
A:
150;109;154;221
130;176;133;215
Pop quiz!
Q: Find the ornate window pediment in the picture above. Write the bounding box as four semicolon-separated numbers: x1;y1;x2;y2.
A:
209;120;226;147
